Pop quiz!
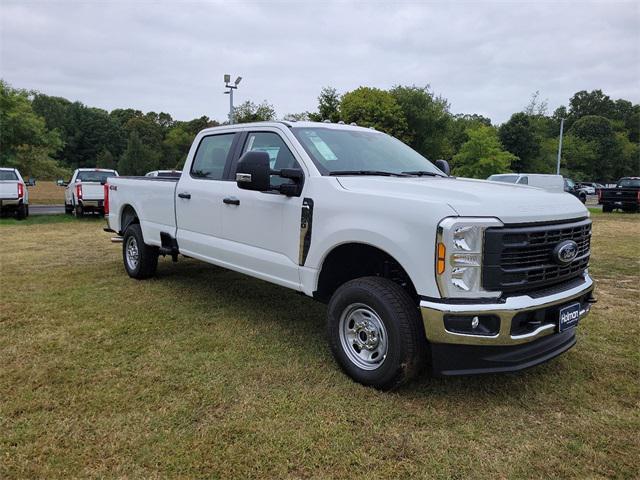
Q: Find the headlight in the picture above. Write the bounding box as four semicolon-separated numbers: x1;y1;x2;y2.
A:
435;217;503;298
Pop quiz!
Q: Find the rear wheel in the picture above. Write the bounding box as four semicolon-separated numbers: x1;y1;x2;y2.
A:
16;203;27;220
602;204;613;213
327;277;427;390
74;203;83;217
123;223;158;279
64;203;73;214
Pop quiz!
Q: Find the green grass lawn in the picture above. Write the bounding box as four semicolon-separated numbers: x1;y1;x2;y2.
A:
1;215;638;478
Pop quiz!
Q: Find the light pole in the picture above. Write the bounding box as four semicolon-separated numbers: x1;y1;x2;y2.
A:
224;74;242;124
556;118;565;175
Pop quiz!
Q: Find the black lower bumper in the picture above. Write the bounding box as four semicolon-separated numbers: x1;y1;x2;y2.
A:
430;329;577;376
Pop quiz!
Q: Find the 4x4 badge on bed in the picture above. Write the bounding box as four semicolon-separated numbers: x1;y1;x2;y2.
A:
553;240;579;265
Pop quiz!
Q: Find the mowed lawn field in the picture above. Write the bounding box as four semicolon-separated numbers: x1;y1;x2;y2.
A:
25;181;65;205
1;213;638;478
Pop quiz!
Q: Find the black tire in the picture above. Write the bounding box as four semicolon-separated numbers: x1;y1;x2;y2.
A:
25;204;29;218
579;193;587;204
64;203;73;214
602;204;613;213
122;223;158;279
16;203;27;220
327;276;427;390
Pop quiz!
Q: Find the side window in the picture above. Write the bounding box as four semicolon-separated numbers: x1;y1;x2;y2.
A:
191;133;235;180
517;176;528;185
242;132;301;187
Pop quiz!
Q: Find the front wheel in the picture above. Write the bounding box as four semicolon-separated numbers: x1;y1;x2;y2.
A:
122;223;158;279
16;203;27;220
327;277;427;390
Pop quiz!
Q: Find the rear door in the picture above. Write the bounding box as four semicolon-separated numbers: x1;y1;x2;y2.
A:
175;131;239;260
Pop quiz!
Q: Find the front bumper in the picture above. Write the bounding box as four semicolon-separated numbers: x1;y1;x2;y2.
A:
421;274;595;375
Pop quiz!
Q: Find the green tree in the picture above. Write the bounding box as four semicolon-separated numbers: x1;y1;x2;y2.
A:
233;100;277;123
499;112;540;172
96;148;117;169
0;80;64;178
340;87;409;142
452;125;516;178
390;85;451;159
283;112;310;122
308;86;341;122
118;131;159;175
162;126;193;169
568;89;615;121
569;115;620;181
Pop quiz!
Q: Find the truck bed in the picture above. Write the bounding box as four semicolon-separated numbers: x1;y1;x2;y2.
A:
107;176;179;247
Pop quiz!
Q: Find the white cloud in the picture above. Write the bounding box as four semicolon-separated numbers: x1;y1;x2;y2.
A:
1;0;638;124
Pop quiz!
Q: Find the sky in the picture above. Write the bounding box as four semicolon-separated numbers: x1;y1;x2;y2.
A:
1;0;638;124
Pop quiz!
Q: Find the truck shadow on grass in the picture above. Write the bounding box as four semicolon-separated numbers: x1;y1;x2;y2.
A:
152;257;575;401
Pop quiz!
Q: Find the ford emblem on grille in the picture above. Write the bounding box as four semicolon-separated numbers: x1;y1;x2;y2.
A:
553;240;579;265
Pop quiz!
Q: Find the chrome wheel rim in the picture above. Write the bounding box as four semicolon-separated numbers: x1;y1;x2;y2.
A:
339;303;388;370
125;236;139;270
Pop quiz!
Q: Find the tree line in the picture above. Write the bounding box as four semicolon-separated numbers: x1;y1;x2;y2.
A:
1;79;637;181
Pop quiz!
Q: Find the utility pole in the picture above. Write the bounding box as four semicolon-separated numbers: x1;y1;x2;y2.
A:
556;118;565;175
224;74;242;124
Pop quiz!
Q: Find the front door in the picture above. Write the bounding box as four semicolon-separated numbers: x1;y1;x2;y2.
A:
219;130;306;290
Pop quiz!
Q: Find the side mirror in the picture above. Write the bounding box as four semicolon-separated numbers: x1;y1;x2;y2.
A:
56;179;67;186
435;159;450;176
236;151;271;192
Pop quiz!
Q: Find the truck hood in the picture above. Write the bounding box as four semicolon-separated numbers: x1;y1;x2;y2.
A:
336;176;588;224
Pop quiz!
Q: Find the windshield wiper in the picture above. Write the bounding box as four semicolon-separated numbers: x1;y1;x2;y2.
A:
402;171;445;177
329;170;411;177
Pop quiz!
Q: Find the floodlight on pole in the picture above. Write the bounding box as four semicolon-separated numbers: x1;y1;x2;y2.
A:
223;73;241;124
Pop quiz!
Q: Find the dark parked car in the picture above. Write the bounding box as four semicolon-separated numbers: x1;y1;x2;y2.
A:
564;178;587;203
598;177;640;213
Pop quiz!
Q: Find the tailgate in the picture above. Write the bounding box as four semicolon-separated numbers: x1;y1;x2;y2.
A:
81;183;105;200
0;181;18;199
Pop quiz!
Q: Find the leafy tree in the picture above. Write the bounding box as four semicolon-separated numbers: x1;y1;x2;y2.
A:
118;131;159;175
390;85;451;159
568;90;615;121
447;114;492;157
499;112;540;172
283;112;311;122
569;115;620;181
233;100;276;124
452;125;516;178
96;148;117;170
162;126;193;169
0;80;64;178
340;87;409;142
308;86;341;122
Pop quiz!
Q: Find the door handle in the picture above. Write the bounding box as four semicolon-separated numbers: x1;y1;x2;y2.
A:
178;192;191;199
223;197;240;206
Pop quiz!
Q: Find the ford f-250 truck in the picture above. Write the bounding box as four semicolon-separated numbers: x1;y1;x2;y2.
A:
598;177;640;213
59;168;118;216
104;121;595;389
0;167;29;219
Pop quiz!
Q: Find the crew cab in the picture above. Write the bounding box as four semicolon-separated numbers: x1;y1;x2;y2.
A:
104;121;595;389
598;177;640;212
0;167;29;219
59;168;118;216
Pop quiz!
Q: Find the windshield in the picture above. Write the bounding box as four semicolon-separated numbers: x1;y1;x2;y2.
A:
77;170;117;183
618;178;640;188
488;175;519;183
291;127;443;176
0;170;18;181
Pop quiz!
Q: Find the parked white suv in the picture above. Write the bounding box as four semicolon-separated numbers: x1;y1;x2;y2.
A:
59;168;118;216
0;167;29;219
104;122;595;389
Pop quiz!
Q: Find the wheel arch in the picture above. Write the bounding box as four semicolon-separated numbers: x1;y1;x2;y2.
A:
314;242;418;303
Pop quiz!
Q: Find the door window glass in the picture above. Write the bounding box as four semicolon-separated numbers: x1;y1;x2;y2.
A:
243;132;301;187
191;134;235;180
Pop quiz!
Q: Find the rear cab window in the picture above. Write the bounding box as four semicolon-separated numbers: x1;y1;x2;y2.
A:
0;170;18;181
190;133;236;180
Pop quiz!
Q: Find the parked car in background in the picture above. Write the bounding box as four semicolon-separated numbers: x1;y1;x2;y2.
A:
487;173;565;192
0;167;29;219
59;168;118;216
104;121;595;389
576;182;604;196
598;177;640;212
145;170;182;178
564;178;587;203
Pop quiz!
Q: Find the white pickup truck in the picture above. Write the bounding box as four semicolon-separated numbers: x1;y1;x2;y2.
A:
104;121;595;389
59;168;118;216
0;167;29;219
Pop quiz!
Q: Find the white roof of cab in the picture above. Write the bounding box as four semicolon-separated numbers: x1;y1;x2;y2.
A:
198;120;378;136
